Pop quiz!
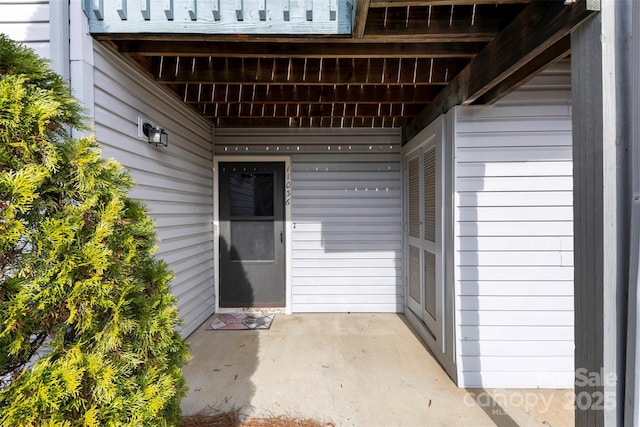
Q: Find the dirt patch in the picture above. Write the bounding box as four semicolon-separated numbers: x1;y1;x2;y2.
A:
181;409;334;427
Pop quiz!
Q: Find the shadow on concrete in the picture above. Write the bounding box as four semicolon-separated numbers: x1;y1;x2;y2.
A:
180;237;258;419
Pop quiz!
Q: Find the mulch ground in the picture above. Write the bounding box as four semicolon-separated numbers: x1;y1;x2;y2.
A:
180;409;334;427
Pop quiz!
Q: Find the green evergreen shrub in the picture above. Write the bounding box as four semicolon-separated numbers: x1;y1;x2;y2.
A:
0;34;189;426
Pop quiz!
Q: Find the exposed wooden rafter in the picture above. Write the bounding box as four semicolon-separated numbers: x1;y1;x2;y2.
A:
153;57;465;85
215;116;403;127
200;102;423;119
405;1;596;141
180;84;441;104
95;0;596;129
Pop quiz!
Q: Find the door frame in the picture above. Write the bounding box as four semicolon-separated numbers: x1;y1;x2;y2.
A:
214;156;293;314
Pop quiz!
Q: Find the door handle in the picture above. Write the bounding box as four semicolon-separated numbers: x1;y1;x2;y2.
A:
280;231;283;243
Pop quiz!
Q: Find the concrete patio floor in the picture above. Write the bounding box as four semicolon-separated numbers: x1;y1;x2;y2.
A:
181;313;574;426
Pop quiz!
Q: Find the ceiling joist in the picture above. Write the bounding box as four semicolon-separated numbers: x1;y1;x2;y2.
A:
216;116;404;128
99;1;596;129
180;84;442;104
200;102;423;119
154;57;465;85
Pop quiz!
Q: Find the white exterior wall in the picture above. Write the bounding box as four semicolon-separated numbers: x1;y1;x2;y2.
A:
214;129;403;313
1;0;50;58
93;44;215;338
454;62;574;388
291;152;403;312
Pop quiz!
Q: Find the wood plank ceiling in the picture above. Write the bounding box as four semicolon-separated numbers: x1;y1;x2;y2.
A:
94;0;592;135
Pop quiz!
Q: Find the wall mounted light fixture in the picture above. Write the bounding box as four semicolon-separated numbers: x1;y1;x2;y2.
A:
138;116;168;147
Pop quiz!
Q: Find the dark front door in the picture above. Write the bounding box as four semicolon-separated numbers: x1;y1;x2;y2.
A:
219;162;286;307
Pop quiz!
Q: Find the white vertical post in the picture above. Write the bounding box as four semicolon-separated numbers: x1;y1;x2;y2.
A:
626;1;640;425
164;0;173;20
306;0;313;21
116;0;127;19
92;0;103;19
187;0;197;20
259;0;267;21
572;0;630;425
330;0;337;21
236;0;243;21
49;0;70;81
212;0;220;20
140;0;150;20
69;0;96;136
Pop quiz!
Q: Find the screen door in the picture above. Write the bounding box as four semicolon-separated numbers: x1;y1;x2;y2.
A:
219;162;285;307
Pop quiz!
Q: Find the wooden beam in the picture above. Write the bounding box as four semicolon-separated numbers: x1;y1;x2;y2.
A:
116;40;484;58
472;35;570;105
369;0;530;7
405;1;596;142
353;0;370;38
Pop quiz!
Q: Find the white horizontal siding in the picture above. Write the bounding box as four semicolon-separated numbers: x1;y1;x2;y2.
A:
92;44;214;338
458;281;573;296
454;62;574;388
291;152;403;313
459;326;574;341
0;1;50;58
460;372;575;389
499;60;572;106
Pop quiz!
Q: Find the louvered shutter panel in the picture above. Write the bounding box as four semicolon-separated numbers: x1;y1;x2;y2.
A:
424;147;436;242
409;246;420;302
408;157;420;238
424;250;437;318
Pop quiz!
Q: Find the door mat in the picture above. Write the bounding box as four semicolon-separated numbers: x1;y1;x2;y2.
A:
207;313;275;331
